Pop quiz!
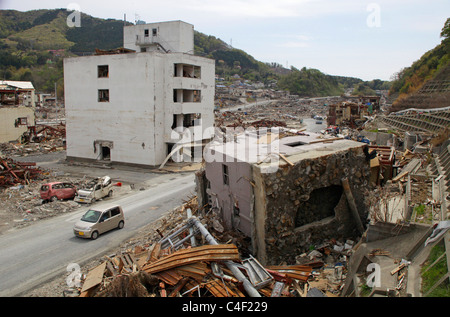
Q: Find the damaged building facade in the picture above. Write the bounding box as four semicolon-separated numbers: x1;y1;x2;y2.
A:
64;21;215;167
197;131;372;265
0;81;36;143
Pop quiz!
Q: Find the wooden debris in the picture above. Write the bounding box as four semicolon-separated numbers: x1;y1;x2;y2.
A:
0;157;44;188
80;262;107;294
70;197;321;298
390;263;406;275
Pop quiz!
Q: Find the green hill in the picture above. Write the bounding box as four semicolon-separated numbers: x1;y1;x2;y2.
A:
0;8;381;96
277;67;344;97
389;18;449;103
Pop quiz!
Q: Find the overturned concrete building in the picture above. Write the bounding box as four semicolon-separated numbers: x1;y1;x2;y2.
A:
197;130;372;265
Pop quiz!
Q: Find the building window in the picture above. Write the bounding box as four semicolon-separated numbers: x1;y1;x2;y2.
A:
173;89;201;103
14;117;27;127
98;89;109;102
144;29;149;37
174;63;201;78
222;164;229;185
98;65;109;78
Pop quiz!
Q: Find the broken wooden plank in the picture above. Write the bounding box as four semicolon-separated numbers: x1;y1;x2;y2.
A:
390;263;406;275
81;262;107;293
147;242;162;262
309;137;343;144
278;153;294;166
341;177;365;234
292;280;305;297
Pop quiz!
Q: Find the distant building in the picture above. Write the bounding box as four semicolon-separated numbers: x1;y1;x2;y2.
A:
64;21;215;167
0;81;36;143
0;81;35;107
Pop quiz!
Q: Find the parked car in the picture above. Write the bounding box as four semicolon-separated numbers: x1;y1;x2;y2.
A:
73;205;125;240
40;182;77;203
74;176;113;204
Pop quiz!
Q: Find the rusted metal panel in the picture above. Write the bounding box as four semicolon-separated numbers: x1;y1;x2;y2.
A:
265;265;312;282
205;279;245;297
142;244;240;274
155;269;183;286
175;262;210;282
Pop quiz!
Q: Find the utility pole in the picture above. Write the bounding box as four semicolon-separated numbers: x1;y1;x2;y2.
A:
55;82;58;123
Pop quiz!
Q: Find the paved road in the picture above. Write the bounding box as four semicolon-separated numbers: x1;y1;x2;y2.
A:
302;118;327;133
0;172;195;296
219;98;276;112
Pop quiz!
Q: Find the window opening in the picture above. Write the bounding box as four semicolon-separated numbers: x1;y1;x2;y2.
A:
101;146;111;161
98;89;109;102
295;185;343;227
223;164;229;185
98;65;109;78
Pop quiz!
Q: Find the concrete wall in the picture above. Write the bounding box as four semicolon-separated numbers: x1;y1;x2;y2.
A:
64;50;214;167
0;107;35;143
124;21;194;53
255;143;371;265
64;52;161;166
204;157;254;237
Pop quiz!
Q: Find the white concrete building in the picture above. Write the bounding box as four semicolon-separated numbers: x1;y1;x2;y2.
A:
64;21;215;167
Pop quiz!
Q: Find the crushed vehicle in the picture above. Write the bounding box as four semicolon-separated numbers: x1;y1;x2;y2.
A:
40;182;77;203
74;176;113;204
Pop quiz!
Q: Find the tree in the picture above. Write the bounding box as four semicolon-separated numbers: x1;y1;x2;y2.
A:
440;17;450;39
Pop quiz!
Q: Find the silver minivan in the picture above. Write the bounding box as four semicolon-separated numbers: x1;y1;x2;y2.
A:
73;205;125;240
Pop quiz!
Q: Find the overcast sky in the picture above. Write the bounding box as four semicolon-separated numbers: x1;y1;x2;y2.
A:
1;0;449;81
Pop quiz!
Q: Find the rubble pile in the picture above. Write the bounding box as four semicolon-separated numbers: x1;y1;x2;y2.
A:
216;100;328;130
0;177;82;232
0;157;44;188
0;123;66;157
65;197;356;298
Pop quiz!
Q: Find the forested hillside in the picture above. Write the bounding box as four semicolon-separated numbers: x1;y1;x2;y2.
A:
276;67;344;97
0;8;385;97
389;18;449;101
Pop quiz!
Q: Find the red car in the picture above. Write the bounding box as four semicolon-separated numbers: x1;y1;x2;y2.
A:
40;182;77;203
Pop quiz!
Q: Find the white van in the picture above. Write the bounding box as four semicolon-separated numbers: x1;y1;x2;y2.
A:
73;205;124;240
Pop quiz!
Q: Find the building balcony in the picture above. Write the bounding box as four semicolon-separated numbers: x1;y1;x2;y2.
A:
135;35;172;52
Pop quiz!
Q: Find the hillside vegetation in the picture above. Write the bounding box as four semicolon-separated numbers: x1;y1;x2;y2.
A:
389;18;450;101
277;67;344;97
0;8;386;97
